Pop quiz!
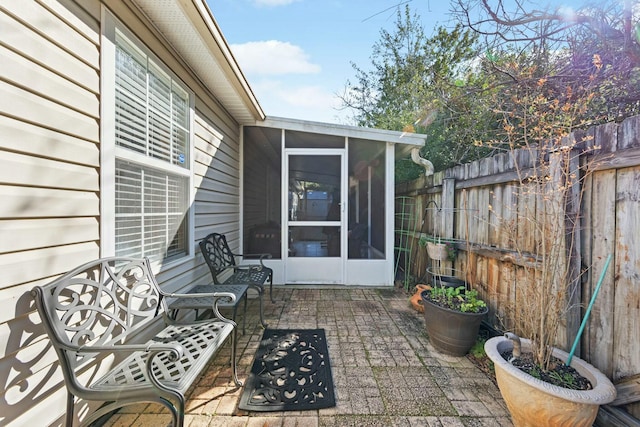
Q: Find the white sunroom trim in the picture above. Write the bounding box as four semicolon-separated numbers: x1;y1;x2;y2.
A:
258;116;427;147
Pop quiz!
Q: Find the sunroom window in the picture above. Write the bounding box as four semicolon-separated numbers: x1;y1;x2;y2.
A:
114;29;191;263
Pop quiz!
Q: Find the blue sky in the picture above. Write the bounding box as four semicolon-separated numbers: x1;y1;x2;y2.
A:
207;0;455;124
206;0;589;125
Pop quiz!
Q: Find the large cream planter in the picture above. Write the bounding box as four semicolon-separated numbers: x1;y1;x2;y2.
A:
484;336;616;427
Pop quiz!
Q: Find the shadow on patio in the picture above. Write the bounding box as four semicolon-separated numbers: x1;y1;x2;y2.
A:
103;287;513;427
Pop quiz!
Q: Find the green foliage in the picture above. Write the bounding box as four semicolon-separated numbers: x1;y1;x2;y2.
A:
340;5;493;182
469;338;487;359
547;370;579;390
526;365;580;389
342;2;640;184
445;243;457;263
427;286;487;313
394;159;423;183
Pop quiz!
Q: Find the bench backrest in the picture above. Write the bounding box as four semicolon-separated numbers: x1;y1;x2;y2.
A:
32;257;166;373
199;233;237;284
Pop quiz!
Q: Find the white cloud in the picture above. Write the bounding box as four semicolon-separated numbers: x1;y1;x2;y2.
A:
250;79;346;122
252;0;300;7
231;40;321;75
280;85;341;109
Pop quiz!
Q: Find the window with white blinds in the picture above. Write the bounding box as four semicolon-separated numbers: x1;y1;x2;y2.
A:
114;29;191;263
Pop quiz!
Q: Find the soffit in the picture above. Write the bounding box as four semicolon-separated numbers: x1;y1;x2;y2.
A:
130;0;265;124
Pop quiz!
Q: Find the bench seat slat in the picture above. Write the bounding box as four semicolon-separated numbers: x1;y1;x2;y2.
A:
226;268;271;285
93;321;233;392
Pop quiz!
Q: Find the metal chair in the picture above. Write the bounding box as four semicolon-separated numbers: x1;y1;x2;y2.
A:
199;232;274;327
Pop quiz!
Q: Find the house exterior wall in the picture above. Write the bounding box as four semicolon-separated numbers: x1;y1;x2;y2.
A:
0;0;243;425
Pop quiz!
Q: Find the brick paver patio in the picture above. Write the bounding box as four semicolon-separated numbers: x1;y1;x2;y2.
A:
103;287;513;427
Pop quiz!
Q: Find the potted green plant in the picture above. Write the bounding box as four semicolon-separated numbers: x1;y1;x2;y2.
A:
478;59;616;425
421;284;488;357
485;334;617;427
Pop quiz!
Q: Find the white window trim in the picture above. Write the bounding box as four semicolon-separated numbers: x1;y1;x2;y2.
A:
100;8;195;271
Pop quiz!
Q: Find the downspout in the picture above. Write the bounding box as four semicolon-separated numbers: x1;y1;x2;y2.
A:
411;147;434;177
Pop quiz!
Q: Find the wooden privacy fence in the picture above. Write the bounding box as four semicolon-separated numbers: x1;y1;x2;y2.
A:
396;115;640;419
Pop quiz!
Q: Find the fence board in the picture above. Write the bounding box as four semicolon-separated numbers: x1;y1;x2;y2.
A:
619;115;640;150
486;256;500;322
497;260;516;330
478;189;490;246
613;167;640;381
489;185;502;246
469;186;480;243
500;183;516;249
580;171;594;360
442;178;455;239
512;265;529;337
517;185;536;253
477;254;488;296
586;168;617;376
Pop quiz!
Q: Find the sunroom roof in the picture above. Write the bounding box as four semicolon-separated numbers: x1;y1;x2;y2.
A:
259;116;426;148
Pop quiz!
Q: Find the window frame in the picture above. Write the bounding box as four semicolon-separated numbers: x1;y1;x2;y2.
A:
101;10;195;270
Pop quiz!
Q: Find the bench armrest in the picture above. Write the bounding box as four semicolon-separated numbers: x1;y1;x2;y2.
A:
73;342;185;360
233;252;273;267
162;290;237;324
165;290;236;304
221;262;268;273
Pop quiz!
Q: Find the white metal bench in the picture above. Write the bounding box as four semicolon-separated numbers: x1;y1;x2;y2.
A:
31;257;241;427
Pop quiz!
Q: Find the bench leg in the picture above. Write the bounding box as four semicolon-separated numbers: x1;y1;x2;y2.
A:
231;325;243;387
65;392;74;427
269;272;275;303
242;293;248;335
258;287;267;328
174;399;184;427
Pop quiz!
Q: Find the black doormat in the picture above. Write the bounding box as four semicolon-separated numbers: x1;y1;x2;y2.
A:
238;328;336;412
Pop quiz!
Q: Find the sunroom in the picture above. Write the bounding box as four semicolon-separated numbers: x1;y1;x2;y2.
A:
241;117;425;286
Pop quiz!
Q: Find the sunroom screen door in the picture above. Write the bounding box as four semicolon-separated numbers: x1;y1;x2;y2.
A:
285;150;345;284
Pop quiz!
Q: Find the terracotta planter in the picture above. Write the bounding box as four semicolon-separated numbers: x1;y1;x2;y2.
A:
421;290;487;356
410;284;431;313
484;336;616;427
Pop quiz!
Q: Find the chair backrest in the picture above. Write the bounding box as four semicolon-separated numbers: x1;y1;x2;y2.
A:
31;257;165;375
199;233;236;284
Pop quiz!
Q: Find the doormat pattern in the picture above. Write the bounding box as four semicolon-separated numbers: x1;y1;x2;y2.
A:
238;328;336;412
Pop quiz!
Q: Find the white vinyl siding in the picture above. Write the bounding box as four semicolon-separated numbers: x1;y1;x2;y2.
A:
0;1;102;426
1;1;245;425
113;28;192;264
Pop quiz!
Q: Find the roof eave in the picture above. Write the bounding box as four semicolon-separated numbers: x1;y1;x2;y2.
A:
130;0;265;124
